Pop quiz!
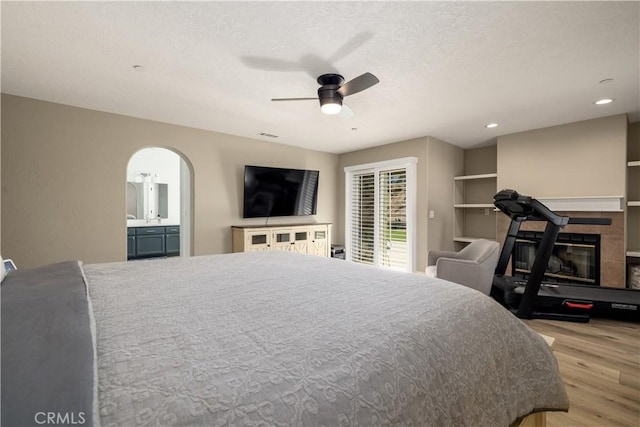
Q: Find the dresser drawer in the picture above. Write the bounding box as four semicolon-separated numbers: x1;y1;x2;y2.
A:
127;228;135;236
165;226;180;234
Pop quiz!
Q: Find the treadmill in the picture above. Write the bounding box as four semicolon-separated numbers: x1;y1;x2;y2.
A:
491;189;640;323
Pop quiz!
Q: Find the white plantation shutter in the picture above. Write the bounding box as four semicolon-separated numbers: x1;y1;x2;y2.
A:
349;171;375;265
345;157;416;272
379;168;408;270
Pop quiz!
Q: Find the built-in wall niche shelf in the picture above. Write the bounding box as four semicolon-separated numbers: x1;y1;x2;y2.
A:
628;161;640;207
453;173;498;181
627;152;640;269
454;203;495;208
453;172;498;243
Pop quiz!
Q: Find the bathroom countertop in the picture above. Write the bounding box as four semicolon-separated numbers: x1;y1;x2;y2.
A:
127;219;180;227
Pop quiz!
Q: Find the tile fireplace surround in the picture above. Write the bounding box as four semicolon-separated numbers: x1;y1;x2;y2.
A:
496;211;625;288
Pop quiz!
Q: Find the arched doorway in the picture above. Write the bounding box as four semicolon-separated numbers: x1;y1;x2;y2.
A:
126;147;192;260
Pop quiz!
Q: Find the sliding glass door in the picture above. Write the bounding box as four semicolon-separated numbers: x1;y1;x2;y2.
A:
345;157;417;272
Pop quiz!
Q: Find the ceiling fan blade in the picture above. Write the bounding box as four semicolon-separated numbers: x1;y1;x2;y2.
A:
271;97;317;102
337;72;379;97
339;103;355;119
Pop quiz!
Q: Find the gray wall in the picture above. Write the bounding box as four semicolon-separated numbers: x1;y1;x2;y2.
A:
1;95;339;267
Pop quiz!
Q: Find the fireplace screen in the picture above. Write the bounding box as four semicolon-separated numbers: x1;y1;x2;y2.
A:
513;231;600;285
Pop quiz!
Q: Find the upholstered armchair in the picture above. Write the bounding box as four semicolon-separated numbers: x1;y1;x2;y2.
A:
425;239;500;295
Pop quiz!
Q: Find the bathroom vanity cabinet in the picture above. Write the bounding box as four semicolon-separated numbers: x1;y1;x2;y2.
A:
127;226;180;260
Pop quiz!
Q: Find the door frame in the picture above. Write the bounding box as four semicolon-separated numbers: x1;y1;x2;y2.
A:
126;147;194;258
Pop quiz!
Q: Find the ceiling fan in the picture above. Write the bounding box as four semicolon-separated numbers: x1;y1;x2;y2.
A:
271;72;379;115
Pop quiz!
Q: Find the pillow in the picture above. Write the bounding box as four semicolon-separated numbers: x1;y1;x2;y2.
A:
425;265;437;277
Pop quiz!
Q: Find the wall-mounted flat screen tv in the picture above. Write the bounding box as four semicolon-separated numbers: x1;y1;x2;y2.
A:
243;165;319;218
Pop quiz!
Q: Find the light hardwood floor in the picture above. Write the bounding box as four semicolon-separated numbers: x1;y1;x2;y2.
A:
525;318;640;427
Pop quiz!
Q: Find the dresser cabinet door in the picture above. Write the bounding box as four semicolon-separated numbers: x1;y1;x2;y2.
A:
292;229;309;254
246;231;271;251
309;226;329;257
272;230;294;252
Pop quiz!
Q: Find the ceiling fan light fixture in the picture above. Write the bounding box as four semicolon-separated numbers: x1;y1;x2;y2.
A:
321;100;342;115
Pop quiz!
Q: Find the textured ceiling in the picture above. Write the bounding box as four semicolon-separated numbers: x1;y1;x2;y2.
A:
1;1;638;154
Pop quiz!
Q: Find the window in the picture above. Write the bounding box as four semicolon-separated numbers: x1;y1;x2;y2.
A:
345;157;417;272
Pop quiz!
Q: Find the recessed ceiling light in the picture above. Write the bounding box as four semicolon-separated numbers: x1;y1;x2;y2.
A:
598;78;613;84
485;123;498;128
594;98;614;105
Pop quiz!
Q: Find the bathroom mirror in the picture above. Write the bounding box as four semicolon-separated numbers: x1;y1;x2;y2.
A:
126;182;168;220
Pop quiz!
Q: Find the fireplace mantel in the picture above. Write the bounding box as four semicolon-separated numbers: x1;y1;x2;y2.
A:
537;196;625;212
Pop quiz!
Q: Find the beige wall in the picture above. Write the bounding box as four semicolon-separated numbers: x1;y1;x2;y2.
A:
337;136;463;272
1;95;339;268
629;122;640;161
497;114;628;198
464;145;497;176
6;93;628;272
426;138;465;253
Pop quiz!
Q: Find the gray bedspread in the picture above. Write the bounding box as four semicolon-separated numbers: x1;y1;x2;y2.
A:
84;251;569;427
1;261;95;427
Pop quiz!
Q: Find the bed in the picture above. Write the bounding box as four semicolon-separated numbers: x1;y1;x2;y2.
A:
1;251;569;426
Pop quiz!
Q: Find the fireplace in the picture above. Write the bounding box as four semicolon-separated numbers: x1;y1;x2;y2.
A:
513;231;601;285
498;210;625;288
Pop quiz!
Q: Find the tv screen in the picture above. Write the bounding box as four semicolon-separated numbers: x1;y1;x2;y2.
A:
243;165;319;218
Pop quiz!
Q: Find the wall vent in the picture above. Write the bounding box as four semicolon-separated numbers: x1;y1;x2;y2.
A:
258;132;279;138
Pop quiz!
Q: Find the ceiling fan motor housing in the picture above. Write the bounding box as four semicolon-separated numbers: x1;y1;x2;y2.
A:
318;86;343;108
317;73;345;86
317;74;345;108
